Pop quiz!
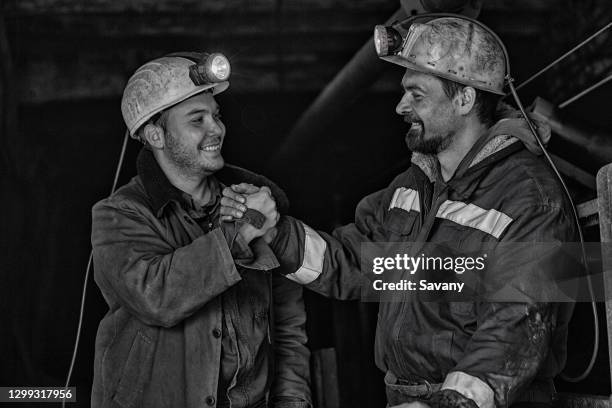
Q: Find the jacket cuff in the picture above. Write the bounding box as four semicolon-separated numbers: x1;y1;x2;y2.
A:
441;371;494;408
219;220;279;271
271;216;292;257
283;221;326;284
219;220;254;261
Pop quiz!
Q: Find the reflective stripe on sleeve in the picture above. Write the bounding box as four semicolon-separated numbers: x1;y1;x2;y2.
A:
441;371;494;408
285;223;327;285
436;200;513;239
388;187;420;213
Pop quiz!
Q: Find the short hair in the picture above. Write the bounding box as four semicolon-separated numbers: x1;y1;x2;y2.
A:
438;77;500;126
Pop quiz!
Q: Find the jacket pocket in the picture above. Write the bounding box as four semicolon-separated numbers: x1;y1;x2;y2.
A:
449;301;475;318
384;208;420;241
395;328;454;380
113;331;154;408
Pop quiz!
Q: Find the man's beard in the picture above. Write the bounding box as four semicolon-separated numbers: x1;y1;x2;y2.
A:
165;130;223;177
404;117;453;155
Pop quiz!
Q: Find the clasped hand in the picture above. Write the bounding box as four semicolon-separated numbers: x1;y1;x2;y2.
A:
220;183;279;244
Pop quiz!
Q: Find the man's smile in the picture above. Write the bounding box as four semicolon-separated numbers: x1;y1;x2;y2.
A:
198;140;222;152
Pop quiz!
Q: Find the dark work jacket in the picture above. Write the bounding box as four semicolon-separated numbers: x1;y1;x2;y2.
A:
272;114;577;408
90;148;311;408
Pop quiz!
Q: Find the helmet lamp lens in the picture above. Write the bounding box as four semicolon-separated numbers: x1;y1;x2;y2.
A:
208;54;230;81
374;25;389;56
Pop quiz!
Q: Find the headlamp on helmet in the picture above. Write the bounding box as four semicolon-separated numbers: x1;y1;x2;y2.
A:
374;25;403;57
189;52;231;84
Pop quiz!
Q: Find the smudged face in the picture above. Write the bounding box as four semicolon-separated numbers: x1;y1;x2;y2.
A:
395;69;461;154
163;92;225;177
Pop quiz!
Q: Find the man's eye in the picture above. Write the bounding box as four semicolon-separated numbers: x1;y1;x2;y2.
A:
413;94;423;101
191;117;203;124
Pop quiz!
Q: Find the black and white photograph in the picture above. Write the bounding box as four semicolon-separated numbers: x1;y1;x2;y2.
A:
3;1;612;407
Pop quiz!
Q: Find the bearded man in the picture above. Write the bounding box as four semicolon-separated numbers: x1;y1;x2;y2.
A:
90;52;311;408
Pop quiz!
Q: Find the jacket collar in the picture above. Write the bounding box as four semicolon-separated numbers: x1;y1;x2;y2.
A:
137;147;182;216
137;146;291;217
137;146;220;218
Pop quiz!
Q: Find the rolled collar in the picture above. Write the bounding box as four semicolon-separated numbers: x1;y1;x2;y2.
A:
136;146;220;217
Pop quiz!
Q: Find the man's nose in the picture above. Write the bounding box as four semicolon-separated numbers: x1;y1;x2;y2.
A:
207;118;223;137
396;94;412;116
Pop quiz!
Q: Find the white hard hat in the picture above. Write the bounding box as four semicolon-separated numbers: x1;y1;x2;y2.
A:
121;52;231;137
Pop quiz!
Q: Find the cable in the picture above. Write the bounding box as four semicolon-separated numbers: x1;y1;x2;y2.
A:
515;21;612;91
559;72;612;109
111;130;130;194
508;82;599;382
62;129;130;407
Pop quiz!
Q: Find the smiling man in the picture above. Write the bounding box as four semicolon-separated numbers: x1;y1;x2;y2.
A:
90;52;311;408
221;18;577;408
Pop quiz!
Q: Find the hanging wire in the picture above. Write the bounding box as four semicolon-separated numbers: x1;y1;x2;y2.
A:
511;19;612;382
515;21;612;91
508;81;599;383
504;17;609;382
62;130;130;408
559;72;612;108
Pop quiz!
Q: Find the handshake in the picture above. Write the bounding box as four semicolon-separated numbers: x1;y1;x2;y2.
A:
220;183;280;245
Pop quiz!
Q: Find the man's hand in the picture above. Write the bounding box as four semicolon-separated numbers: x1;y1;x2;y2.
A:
221;183;279;244
220;183;259;221
389;402;431;408
245;186;279;230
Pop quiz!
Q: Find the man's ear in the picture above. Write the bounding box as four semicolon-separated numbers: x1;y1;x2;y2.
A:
142;123;165;149
456;86;477;116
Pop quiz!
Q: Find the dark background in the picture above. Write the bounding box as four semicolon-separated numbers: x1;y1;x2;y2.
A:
2;0;612;406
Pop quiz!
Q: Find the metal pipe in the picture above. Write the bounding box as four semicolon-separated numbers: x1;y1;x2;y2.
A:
267;7;407;171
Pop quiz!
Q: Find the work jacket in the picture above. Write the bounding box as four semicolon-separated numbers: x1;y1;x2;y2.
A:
91;148;311;408
271;110;577;408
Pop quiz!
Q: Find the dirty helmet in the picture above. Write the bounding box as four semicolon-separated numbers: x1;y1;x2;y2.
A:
121;52;231;137
374;17;506;95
